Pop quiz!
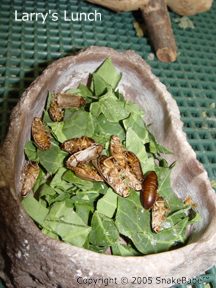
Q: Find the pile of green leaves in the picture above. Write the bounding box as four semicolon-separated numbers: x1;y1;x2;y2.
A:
22;58;198;256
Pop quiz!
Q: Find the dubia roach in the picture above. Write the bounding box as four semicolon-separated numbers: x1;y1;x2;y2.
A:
110;135;126;168
110;135;143;183
141;171;158;209
94;155;130;197
31;117;51;150
94;135;142;194
152;196;169;233
21;161;40;197
48;93;86;122
48;97;64;122
123;150;143;182
55;93;86;108
70;163;103;182
61;136;95;154
124;166;142;191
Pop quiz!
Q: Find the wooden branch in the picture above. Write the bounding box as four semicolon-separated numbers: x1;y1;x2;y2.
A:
141;0;177;62
86;0;178;62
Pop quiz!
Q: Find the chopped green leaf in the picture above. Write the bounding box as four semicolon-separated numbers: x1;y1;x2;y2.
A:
33;168;46;193
47;122;67;143
123;113;148;143
94;114;125;145
77;83;94;98
62;110;94;139
42;228;59;240
90;102;102;117
76;203;93;224
50;167;72;192
89;211;119;247
97;188;118;218
112;242;141;256
93;58;121;90
24;141;38;161
99;89;130;122
37;142;67;174
45;201;85;225
148;132;172;155
91;73;109;96
63;170;95;190
115;192;154;254
156;167;184;211
126;128;148;165
39;183;57;205
116;192;188;254
44;201;91;247
22;193;49;226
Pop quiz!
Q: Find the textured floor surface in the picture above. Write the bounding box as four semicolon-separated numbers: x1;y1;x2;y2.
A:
0;0;215;287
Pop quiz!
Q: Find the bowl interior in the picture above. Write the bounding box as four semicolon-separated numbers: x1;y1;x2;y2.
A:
15;52;213;243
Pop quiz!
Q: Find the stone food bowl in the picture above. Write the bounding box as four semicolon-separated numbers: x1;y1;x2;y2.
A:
0;46;216;288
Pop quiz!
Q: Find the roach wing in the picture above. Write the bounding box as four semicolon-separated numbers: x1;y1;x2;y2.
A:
66;144;103;168
124;151;144;182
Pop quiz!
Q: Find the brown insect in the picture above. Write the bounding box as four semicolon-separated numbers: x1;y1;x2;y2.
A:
55;93;86;109
21;161;40;197
87;134;142;193
94;155;130;197
140;171;158;209
48;96;64;122
61;136;95;154
48;93;86;122
123;151;143;182
31;117;51;150
70;163;103;182
109;135;143;190
152;196;169;233
94;155;141;195
110;135;127;168
66;144;103;169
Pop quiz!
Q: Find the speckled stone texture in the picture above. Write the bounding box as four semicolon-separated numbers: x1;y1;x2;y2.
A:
0;47;216;288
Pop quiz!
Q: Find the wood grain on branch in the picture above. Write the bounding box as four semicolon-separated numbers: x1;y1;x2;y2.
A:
141;0;177;62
